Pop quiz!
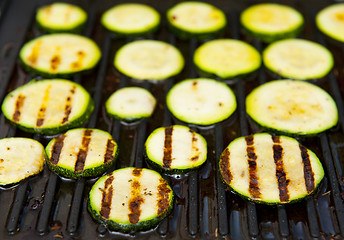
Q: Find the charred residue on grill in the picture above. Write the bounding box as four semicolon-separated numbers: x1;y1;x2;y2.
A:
71;51;86;70
74;129;92;172
61;86;76;124
36;85;51;127
100;175;114;219
12;94;25;122
245;135;261;199
190;131;199;161
128;169;144;224
163;126;173;168
50;134;66;165
300;145;315;193
104;139;115;164
220;148;232;184
157;178;171;215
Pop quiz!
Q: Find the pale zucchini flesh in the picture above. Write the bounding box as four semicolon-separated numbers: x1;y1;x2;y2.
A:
114;40;184;81
1;79;94;135
219;133;324;204
0;138;46;186
263;39;334;80
106;87;157;122
88;167;174;232
101;3;160;36
19;33;101;77
193;39;261;79
246;80;338;136
166;78;237;125
145;125;207;173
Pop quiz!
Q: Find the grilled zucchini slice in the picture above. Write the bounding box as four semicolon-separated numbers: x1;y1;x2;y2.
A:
316;3;344;43
19;33;101;78
246;80;338;136
106;87;156;122
145;125;207;173
263;39;334;80
114;40;184;81
45;128;118;178
167;2;226;40
219;133;324;204
240;3;304;43
88;167;174;232
101;3;160;37
166;78;237;125
193;39;261;79
36;2;87;33
1;79;94;135
0;138;46;186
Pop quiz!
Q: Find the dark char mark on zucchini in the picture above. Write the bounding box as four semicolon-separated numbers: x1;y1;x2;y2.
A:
50;134;66;165
104;139;115;164
220;148;232;184
61;86;76;124
100;175;114;219
50;55;61;71
157;178;171;215
190;131;199;161
36;85;51;127
12;94;25;122
163;126;173;169
128;169;144;224
272;136;290;203
299;145;315;193
74;129;93;172
245;135;261;199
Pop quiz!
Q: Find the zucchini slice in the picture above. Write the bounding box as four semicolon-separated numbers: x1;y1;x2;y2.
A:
240;3;304;43
0;138;46;186
105;87;157;122
246;80;338;136
316;3;344;43
219;133;324;204
19;33;101;78
36;2;87;33
101;3;160;37
1;79;94;135
193;39;261;79
88;167;174;232
263;39;334;80
167;2;226;40
114;40;184;81
166;78;237;125
145;125;207;173
45;128;118;178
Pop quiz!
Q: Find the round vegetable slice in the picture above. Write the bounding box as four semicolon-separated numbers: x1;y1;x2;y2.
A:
106;87;156;122
246;80;338;136
145;125;207;173
166;78;237;125
19;33;101;78
88;167;173;232
219;133;324;204
263;39;334;80
316;3;344;43
0;138;46;186
193;39;261;79
167;1;226;39
114;40;184;81
240;3;304;43
45;128;118;178
101;3;160;37
36;2;87;33
1;79;94;135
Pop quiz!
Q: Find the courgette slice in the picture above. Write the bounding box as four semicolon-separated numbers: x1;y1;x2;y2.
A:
101;3;160;37
19;33;101;78
193;39;261;79
45;128;118;178
145;125;207;173
1;79;94;135
166;78;237;125
240;3;304;43
167;2;226;40
88;167;173;232
114;40;184;81
219;133;324;204
105;87;157;122
246;80;338;136
0;138;46;186
36;2;87;33
263;39;334;80
316;3;344;43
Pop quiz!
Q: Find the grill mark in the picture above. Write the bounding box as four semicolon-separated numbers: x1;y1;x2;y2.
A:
128;172;144;224
220;148;232;184
74;129;93;172
50;134;66;165
27;40;42;65
100;175;114;219
50;55;61;71
61;86;76;124
190;131;200;161
132;168;142;177
12;94;26;122
64;6;73;23
272;136;290;203
104;139;115;164
300;145;315;193
36;85;51;127
245;135;261;199
71;51;86;70
163;126;173;169
157;178;172;215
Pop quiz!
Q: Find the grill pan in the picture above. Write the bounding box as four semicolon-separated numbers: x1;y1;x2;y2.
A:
0;0;344;239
